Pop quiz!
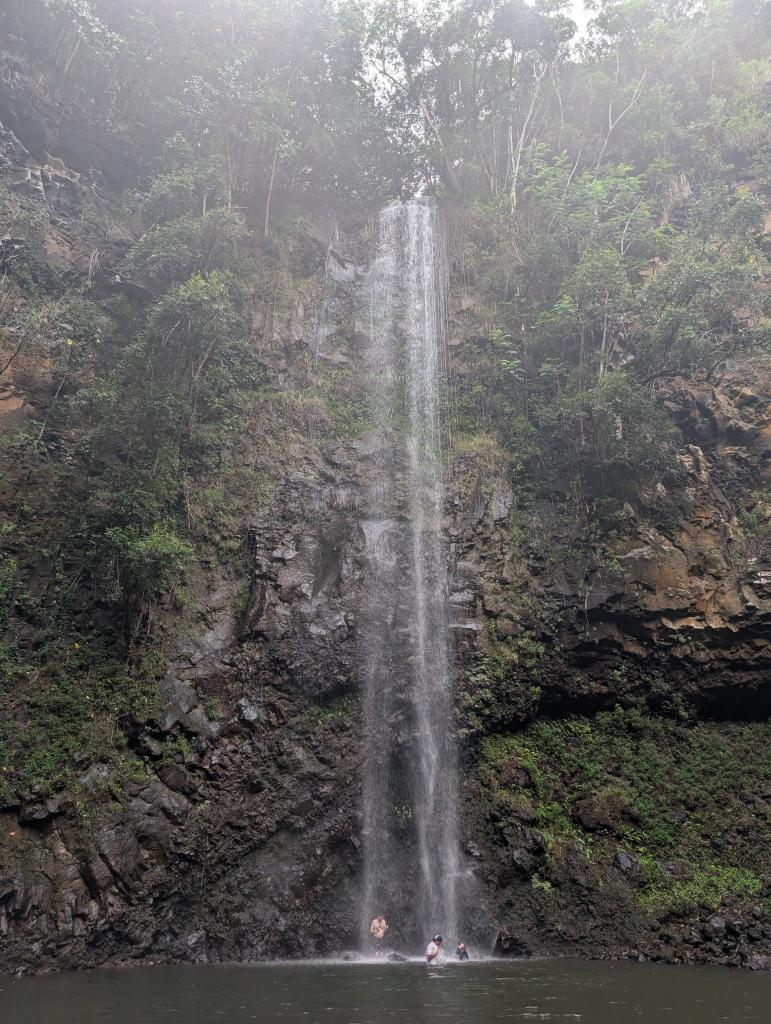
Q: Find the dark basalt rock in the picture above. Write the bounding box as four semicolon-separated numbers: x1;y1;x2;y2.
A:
574;792;639;834
613;852;641;877
0;106;768;976
747;954;771;971
2;318;768;976
703;917;727;941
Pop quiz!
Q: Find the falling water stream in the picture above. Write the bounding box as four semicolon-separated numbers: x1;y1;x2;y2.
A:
360;200;460;949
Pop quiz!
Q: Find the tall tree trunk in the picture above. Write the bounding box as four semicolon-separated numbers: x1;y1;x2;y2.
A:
264;136;281;240
509;66;546;213
420;97;461;195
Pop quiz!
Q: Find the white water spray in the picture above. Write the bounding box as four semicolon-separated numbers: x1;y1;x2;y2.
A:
360;200;460;950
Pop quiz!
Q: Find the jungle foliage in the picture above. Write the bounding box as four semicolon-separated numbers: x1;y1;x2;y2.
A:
0;0;769;800
479;711;770;916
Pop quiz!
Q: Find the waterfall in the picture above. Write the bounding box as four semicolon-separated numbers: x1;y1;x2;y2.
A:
360;200;460;950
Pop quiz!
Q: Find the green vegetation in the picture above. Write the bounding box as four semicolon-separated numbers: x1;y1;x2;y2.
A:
637;862;764;917
731;490;771;575
393;803;413;831
308;694;358;724
158;734;196;770
376;1;771;509
272;367;369;442
479;709;771;914
1;636;163;799
0;166;263;795
0;0;768;920
460;628;544;736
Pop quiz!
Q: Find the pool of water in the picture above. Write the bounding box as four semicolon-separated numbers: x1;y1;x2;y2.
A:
1;958;768;1023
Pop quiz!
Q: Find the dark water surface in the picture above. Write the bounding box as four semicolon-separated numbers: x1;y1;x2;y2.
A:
2;958;769;1024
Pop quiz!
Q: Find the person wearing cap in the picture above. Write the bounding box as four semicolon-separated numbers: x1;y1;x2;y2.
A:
456;942;469;961
425;935;443;962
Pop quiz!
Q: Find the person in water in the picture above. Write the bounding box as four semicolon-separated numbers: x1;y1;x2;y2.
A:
369;914;388;952
425;935;443;962
456;942;469;961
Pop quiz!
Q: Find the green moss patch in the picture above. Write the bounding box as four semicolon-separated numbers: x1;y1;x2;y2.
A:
477;708;771;912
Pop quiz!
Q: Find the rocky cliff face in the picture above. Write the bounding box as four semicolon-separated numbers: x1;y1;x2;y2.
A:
0;108;769;973
446;359;771;969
